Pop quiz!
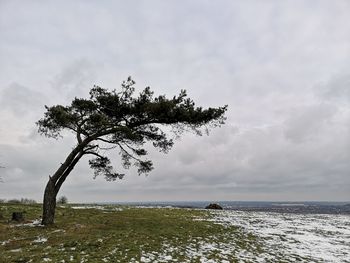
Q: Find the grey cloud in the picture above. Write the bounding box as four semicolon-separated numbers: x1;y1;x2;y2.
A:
206;125;240;146
317;74;350;104
18;128;42;145
283;104;337;143
1;1;350;202
143;117;348;200
177;147;201;166
173;125;239;166
50;59;97;100
0;83;45;116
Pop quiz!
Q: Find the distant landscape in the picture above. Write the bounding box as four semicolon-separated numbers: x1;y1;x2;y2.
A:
113;201;350;215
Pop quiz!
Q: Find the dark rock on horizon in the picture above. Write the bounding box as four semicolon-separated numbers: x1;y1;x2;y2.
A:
205;203;223;210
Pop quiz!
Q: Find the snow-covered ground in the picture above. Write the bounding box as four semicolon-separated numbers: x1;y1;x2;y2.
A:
70;205;123;211
103;208;350;262
208;210;350;262
2;207;348;262
126;209;350;263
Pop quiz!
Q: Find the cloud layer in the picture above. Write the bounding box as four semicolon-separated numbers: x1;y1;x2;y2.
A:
0;0;349;202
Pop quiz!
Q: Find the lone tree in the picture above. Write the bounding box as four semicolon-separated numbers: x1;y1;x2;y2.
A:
57;196;68;205
37;77;227;225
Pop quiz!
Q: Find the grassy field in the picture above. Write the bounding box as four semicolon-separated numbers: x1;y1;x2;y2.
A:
0;203;265;263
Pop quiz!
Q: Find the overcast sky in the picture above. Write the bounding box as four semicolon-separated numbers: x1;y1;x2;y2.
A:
0;0;349;202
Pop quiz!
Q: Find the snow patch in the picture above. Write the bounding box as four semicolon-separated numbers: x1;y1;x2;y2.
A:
1;240;10;245
209;210;350;262
16;219;43;227
71;205;123;211
33;236;48;243
9;248;22;252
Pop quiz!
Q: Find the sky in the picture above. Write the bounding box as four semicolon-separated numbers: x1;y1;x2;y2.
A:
0;0;349;203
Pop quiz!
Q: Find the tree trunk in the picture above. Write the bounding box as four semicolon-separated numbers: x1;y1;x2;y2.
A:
42;176;57;225
41;146;86;225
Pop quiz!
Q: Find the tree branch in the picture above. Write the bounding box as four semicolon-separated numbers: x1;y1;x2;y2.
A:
83;151;105;159
117;143;143;163
77;129;82;144
84;144;98;151
96;137;116;144
55;151;84;193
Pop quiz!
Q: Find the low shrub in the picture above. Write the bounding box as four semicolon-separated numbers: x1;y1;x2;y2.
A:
57;196;68;204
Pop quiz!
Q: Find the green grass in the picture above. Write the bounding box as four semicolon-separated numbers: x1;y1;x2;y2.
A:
0;204;264;263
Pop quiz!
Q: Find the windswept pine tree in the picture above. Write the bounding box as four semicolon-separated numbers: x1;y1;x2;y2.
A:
37;77;227;225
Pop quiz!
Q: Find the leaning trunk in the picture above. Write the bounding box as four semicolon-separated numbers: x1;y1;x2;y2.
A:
41;146;86;225
42;176;57;225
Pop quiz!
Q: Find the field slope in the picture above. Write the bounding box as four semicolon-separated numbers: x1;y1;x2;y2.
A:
1;204;348;262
